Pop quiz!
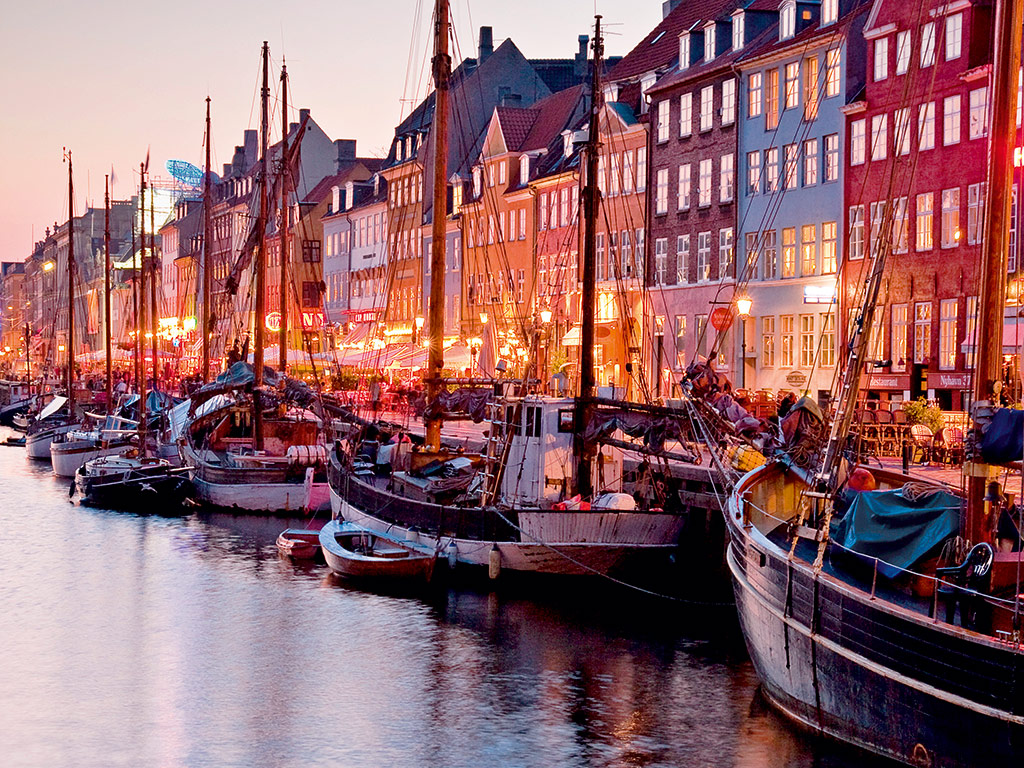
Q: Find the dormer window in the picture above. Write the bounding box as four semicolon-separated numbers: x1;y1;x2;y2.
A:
679;32;690;70
640;71;657;113
472;167;482;198
520;154;530;182
452;182;463;215
732;12;745;51
780;1;796;40
704;23;716;62
822;0;837;25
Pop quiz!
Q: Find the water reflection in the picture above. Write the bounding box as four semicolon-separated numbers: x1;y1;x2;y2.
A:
0;441;884;768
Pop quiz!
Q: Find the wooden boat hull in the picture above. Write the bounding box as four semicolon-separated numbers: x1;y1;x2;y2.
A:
318;520;435;581
181;441;311;514
726;464;1024;767
76;469;192;511
276;528;322;559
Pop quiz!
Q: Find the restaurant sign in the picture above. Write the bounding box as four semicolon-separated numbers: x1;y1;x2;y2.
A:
785;370;808;387
866;373;910;389
927;372;972;389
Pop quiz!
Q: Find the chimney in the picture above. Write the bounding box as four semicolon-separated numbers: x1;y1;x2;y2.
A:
575;35;589;77
335;139;357;172
223;163;232;178
243;129;257;165
479;27;493;63
299;108;310;125
231;145;246;176
662;0;683;19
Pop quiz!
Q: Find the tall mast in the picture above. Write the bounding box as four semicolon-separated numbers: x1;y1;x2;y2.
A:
104;175;112;411
968;0;1024;542
424;0;450;450
202;96;213;383
132;216;140;398
65;150;75;404
150;192;158;392
574;18;602;498
138;164;147;437
253;40;270;450
279;60;289;374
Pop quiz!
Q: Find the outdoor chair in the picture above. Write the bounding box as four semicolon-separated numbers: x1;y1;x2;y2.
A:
935;542;994;630
934;427;965;465
909;424;935;464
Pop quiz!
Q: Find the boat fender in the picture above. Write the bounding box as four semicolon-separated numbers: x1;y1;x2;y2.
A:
488;544;501;580
406;526;419;544
445;540;458;569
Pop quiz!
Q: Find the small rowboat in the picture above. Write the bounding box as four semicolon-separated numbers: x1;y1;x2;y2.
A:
318;519;436;582
276;528;323;559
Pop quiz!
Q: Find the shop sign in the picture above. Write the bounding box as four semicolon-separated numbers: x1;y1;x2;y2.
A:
866;374;909;389
785;370;808;387
710;306;734;331
927;371;972;389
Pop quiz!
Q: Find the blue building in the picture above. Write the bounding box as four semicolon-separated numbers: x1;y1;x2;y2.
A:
736;0;868;401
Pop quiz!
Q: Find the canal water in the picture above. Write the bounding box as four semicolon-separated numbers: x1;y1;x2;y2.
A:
0;441;885;768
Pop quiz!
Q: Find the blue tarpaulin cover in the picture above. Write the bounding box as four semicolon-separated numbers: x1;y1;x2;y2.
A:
831;488;961;578
980;408;1024;464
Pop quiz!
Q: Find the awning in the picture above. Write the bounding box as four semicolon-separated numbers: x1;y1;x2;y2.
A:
963;321;1024;354
562;324;616;346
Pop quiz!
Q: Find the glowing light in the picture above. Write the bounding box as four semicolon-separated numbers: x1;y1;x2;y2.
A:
479;312;489;324
736;296;752;317
58;344;65;352
265;312;282;333
540;309;552;324
415;316;425;329
42;261;55;272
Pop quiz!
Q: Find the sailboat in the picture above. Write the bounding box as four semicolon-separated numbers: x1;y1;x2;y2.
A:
724;1;1024;764
178;44;328;514
327;8;720;580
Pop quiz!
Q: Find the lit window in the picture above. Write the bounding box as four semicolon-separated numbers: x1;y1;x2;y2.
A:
825;49;840;98
766;69;779;129
913;302;931;364
939;299;958;370
784;62;799;109
781;227;796;278
803;56;819;121
822;222;837;274
748;73;762;118
916;192;933;251
801;224;817;275
941;187;960;248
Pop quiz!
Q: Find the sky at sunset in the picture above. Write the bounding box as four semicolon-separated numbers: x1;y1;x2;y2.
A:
0;0;661;262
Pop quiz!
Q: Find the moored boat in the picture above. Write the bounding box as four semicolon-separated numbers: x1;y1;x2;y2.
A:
318;519;436;581
74;454;191;510
276;527;323;559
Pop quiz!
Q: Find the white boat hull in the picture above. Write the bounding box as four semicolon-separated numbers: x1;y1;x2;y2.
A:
26;423;76;460
192;475;307;513
51;440;131;478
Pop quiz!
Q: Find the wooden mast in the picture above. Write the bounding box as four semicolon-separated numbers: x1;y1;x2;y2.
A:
279;60;289;374
967;0;1024;543
138;163;147;440
132;215;140;398
574;18;602;499
104;175;112;411
424;0;450;450
150;192;158;393
65;150;75;404
202;96;213;383
253;40;270;450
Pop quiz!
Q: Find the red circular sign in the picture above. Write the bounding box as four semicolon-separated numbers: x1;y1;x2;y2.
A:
710;306;734;332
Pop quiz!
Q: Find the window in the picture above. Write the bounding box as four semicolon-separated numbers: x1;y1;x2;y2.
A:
623;151;634;194
822;0;837;25
803;138;818;186
874;37;888;82
301;281;320;308
733;13;745;50
747;151;761;195
722;79;736;125
784;62;799;109
597;233;605;280
705;23;716;61
896;30;911;75
519;155;530;184
939;299;958;370
680;93;693;137
678;163;691;210
621;230;632;276
918;102;935;150
914;302;932;364
825;48;840;98
697;232;712;281
610;153;620;196
766;68;779;129
745;232;759;281
869;201;885;257
892;304;908;371
916;192;934;251
637;148;647;191
946;13;963;61
849;205;865;260
488;164;495;187
967;182;986;245
943;95;961;145
822;221;837;274
821;313;836;366
677;234;690;283
784;144;798;190
765;147;779;192
871;114;888;161
941;187;960;247
636;228;645;276
824;134;839;181
719;227;734;278
801;224;817;275
800;315;816;367
700;86;714;131
656;169;669;214
499;161;506;185
803;56;819;121
657;99;670;142
781;315;795;366
850;119;866;165
720;153;735;202
763;230;778;279
921;22;936;67
699;159;713;206
748;73;763;118
679;33;690;70
519;208;527;239
654;238;667;285
964;296;978;367
782;227;796;278
970;87;989;139
762;316;775;366
302;239;322;262
894;107;910;155
893;196;909;253
696;315;709;360
676;315;687;367
539;192;548;231
1012;185;1019;272
781;2;795;39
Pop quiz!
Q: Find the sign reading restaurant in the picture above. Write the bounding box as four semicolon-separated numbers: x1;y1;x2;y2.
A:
865;373;910;389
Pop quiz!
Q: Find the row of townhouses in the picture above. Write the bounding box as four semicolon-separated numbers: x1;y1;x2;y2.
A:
2;0;1017;409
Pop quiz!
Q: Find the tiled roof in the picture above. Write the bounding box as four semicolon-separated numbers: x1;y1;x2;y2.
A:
735;2;870;66
647;25;777;95
495;107;541;152
520;84;587;151
607;0;740;83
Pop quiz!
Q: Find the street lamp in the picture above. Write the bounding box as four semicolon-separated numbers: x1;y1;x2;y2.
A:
42;261;55;272
540;308;552;324
413;315;424;344
736;295;752;390
479;311;489;325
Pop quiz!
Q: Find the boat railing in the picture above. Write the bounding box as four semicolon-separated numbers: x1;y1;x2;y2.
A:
738;494;1024;648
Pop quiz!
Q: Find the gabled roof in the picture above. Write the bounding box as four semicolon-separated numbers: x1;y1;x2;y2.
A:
495;107;540;152
520;84;588;152
736;1;871;67
647;24;778;95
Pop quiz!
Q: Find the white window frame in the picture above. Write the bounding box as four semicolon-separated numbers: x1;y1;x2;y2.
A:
680;92;693;138
678;163;691;211
721;79;736;125
874;37;889;82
